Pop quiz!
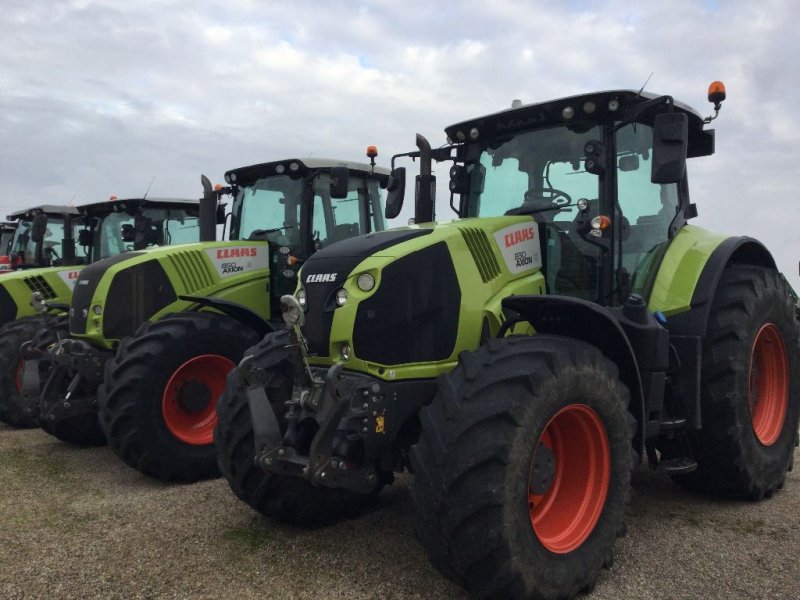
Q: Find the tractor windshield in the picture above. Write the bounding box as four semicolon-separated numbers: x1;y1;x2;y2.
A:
232;175;305;253
465;124;602;220
9;217;87;266
311;172;386;250
87;206;201;261
231;171;387;255
465;124;603;300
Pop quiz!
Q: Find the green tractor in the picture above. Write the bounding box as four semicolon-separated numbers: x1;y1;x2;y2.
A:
3;196;203;428
215;84;800;598
0;204;87;426
41;157;388;483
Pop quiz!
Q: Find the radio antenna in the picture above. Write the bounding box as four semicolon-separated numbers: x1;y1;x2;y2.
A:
143;176;155;199
637;72;654;97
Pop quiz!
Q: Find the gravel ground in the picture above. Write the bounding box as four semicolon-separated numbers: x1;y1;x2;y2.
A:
1;423;798;600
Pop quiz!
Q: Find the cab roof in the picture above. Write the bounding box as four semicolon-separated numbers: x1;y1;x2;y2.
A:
7;205;80;221
226;157;391;186
445;90;714;158
76;197;199;215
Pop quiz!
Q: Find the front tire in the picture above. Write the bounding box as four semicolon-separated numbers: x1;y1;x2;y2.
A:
674;265;800;499
98;312;260;482
215;330;383;526
411;335;633;599
0;317;43;427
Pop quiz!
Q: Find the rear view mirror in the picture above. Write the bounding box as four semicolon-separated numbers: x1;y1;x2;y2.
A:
652;112;688;184
30;213;48;244
78;229;93;246
385;167;406;219
330;166;350;199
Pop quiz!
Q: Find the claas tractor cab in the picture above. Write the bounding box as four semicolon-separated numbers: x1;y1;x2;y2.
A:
0;221;17;273
0;196;202;427
39;156;388;485
5;205;82;270
216;83;799;599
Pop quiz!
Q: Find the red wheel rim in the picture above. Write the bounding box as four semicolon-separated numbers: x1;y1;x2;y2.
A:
15;361;24;394
161;354;235;446
748;323;788;446
528;404;610;554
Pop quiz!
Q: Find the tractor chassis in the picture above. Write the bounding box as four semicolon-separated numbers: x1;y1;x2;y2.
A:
242;356;435;494
35;340;112;424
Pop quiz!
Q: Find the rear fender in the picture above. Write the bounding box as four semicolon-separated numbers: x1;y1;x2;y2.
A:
663;236;776;337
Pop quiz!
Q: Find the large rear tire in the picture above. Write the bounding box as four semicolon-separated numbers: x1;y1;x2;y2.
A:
673;265;800;499
411;335;633;599
98;312;260;482
0;317;42;427
215;330;383;526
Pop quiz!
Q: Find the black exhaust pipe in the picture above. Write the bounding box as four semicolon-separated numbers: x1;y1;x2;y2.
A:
61;213;76;266
199;175;218;242
414;134;436;224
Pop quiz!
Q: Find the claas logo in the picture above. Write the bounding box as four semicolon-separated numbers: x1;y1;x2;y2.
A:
216;247;258;259
503;227;535;248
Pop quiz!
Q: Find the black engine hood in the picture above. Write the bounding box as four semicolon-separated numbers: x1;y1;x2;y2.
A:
302;229;431;284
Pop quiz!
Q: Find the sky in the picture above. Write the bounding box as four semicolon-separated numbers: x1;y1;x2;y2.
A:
1;0;798;290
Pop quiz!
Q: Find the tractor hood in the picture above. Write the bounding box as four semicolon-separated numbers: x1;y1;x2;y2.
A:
298;216;547;377
69;241;271;346
0;265;85;326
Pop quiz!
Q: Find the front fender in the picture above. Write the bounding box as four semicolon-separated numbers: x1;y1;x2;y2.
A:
502;295;646;456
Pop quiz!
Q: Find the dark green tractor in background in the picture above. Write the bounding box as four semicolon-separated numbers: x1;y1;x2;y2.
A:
215;83;799;598
41;156;388;483
6;196;203;429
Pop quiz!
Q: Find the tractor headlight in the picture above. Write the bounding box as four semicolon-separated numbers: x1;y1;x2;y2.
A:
356;273;375;292
335;289;348;307
296;288;307;309
92;304;103;316
340;344;352;361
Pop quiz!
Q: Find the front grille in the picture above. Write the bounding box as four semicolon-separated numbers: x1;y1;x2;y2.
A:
166;249;214;293
301;257;347;357
69;252;143;335
103;260;177;340
460;227;501;283
23;275;57;300
353;242;460;365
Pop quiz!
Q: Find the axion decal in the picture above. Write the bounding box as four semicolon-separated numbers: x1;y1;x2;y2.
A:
57;269;84;292
204;245;269;278
493;223;542;274
305;273;337;283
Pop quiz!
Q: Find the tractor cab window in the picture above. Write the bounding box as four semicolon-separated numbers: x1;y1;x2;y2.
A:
91;207;200;261
233;176;303;251
466;124;602;300
9;217;85;266
311;173;381;250
615;123;679;298
94;212;134;259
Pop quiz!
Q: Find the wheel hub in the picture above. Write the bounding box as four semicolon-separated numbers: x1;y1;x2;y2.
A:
175;380;212;414
529;443;556;494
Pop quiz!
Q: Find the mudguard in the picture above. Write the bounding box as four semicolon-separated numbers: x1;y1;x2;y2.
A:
502;295;647;456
